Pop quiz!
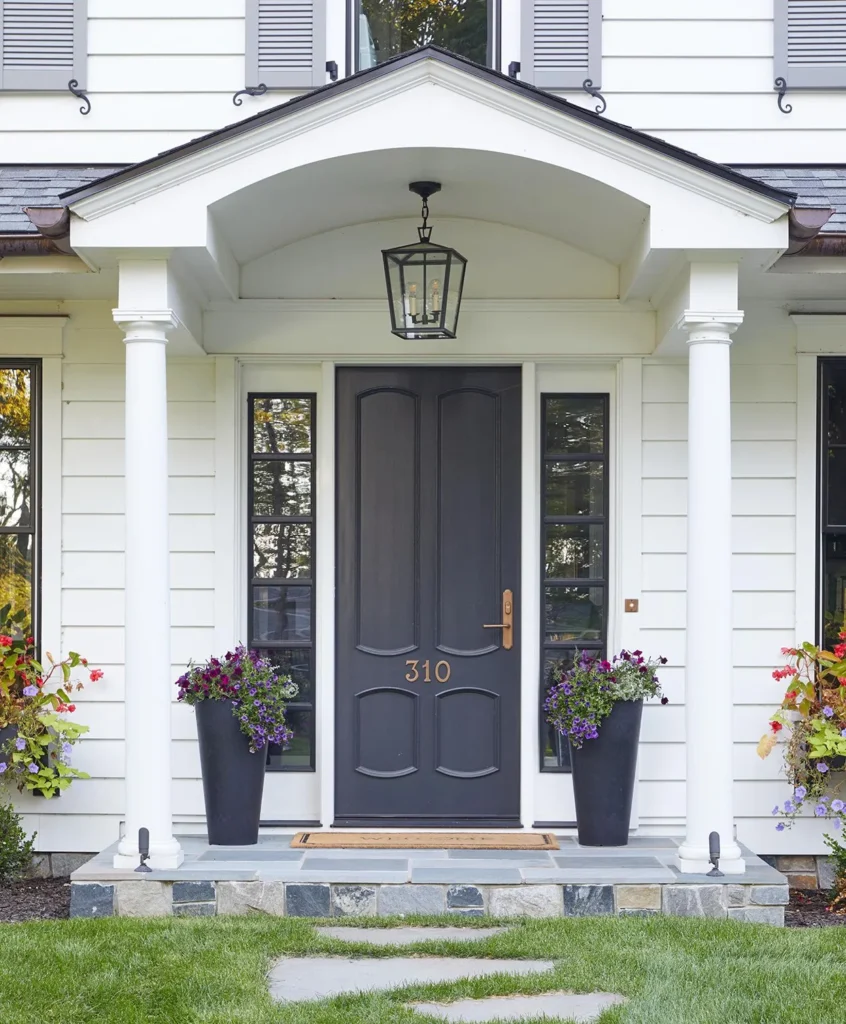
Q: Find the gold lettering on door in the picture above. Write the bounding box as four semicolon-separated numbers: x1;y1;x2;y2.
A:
405;659;451;683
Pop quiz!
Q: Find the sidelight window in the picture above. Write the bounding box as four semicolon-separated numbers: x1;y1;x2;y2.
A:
0;362;38;637
820;362;846;648
540;394;608;771
248;394;316;771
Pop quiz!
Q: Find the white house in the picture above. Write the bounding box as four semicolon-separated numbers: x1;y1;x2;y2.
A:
2;0;846;881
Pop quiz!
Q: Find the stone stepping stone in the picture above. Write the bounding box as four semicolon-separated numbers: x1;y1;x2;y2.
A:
268;956;554;1003
316;926;508;946
408;991;626;1022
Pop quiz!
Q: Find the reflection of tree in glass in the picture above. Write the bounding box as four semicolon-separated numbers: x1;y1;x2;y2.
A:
362;0;488;66
0;370;30;446
546;399;604;453
0;371;31;622
253;399;310;454
0;535;30;619
253;463;311;517
254;524;311;579
253;399;312;581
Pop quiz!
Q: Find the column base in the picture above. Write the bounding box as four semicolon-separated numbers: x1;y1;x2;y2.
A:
677;841;745;875
114;836;184;871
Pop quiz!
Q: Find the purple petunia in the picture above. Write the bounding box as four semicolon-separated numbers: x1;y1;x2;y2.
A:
14;736;25;750
27;763;38;773
0;762;6;773
817;762;830;774
22;685;37;697
824;706;835;718
776;822;786;831
795;786;807;800
771;805;780;815
784;800;796;813
836;819;843;830
815;805;827;817
832;800;845;813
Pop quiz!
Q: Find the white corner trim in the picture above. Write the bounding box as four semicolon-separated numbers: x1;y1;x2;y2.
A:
68;61;789;226
519;362;539;829
796;354;818;644
213;356;239;653
317;361;336;830
40;357;62;661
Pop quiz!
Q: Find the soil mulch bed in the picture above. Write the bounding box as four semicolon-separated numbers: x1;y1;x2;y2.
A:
786;887;846;928
0;877;71;922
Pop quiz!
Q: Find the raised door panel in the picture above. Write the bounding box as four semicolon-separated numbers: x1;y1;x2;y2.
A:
355;687;419;778
437;388;500;656
356;388;419;655
435;687;500;778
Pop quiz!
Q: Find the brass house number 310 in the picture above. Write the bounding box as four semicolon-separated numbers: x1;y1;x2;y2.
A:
405;659;451;683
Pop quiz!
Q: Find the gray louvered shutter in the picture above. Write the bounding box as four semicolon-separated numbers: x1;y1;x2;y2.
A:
0;0;86;91
521;0;601;90
775;0;846;88
246;0;326;90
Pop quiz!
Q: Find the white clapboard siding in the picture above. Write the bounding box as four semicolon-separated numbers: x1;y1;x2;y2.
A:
63;476;214;515
4;4;846;162
63;401;215;439
62;361;215;401
88;19;243;54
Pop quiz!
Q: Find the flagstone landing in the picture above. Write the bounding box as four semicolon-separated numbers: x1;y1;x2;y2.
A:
69;834;789;922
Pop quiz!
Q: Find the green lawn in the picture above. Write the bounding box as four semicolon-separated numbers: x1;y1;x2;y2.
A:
0;914;844;1024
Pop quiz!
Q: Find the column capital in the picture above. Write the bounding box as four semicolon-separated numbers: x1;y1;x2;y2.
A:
112;309;178;342
680;310;744;345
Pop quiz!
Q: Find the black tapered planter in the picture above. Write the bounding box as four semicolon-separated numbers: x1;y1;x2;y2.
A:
570;699;643;846
195;699;267;845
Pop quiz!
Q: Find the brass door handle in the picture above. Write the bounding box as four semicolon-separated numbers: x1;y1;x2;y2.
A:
483;589;513;650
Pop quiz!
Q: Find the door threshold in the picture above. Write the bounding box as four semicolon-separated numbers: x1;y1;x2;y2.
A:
332;818;522;828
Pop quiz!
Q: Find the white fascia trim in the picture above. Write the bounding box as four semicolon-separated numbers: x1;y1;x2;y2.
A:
68;62;790;226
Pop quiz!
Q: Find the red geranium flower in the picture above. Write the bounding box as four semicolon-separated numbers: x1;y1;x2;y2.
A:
67;704;76;713
771;720;783;733
0;635;13;647
89;669;103;682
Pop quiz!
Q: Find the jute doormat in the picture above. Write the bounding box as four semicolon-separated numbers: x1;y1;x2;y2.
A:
290;832;559;850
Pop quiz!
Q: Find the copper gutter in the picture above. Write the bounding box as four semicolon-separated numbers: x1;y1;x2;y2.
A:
0;206;73;258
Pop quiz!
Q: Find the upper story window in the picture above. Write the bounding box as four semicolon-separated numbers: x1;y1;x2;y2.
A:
0;0;87;92
355;0;493;70
775;0;846;90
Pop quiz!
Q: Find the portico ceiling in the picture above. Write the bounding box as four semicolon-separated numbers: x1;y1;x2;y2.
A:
210;148;647;266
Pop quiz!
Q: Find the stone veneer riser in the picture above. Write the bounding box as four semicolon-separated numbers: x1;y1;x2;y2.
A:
70;880;789;925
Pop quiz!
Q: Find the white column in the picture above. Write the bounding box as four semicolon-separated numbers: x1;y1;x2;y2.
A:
677;312;744;874
113;311;183;869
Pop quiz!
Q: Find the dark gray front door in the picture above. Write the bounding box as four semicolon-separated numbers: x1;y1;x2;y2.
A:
335;367;521;826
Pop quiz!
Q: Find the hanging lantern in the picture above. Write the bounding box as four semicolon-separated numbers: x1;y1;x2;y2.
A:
382;182;467;340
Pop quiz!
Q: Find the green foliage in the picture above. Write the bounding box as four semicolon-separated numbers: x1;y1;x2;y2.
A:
0;800;35;883
823;831;846;895
545;650;666;749
0;604;100;798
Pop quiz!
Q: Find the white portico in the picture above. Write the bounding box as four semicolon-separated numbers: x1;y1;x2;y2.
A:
51;49;801;873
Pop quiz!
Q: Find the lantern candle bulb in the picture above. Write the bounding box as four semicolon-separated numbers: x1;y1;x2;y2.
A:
431;279;440;313
408;283;418;317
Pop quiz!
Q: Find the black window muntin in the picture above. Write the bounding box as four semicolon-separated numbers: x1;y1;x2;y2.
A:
539;393;609;772
247;392;316;772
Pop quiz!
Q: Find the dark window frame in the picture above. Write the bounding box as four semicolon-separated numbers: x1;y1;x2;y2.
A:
0;360;40;645
349;0;501;75
539;392;609;772
247;392;317;773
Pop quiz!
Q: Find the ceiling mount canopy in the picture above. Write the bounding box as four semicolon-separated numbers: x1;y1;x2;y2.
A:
382;180;467;340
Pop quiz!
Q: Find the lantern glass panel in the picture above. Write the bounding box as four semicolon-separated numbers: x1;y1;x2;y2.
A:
383;241;466;339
